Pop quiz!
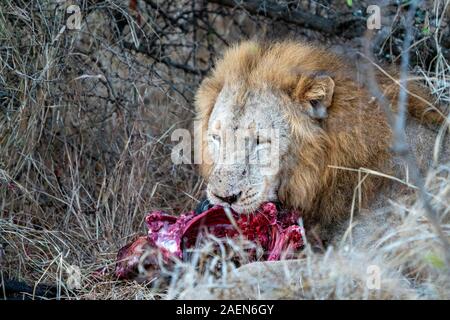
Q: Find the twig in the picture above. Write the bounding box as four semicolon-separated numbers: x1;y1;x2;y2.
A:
0;279;58;300
123;42;208;76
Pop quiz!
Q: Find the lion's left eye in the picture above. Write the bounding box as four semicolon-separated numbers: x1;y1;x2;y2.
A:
256;136;270;146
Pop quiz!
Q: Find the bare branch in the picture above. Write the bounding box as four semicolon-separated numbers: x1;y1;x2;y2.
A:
207;0;364;36
123;41;208;76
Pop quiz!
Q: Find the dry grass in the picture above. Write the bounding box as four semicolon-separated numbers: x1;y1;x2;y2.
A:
0;0;204;299
0;0;449;299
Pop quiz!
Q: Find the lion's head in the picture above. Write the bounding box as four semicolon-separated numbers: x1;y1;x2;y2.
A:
195;41;392;230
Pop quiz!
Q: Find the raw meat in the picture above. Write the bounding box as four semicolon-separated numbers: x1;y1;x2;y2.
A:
115;202;304;279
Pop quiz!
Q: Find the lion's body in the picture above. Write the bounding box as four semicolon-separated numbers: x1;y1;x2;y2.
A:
195;40;448;242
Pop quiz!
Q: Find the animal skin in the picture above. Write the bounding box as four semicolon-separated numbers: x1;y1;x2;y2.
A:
195;40;449;242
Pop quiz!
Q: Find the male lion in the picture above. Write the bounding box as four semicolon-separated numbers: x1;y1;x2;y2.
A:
194;40;448;242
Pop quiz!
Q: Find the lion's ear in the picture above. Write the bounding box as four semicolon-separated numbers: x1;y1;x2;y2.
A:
292;74;335;119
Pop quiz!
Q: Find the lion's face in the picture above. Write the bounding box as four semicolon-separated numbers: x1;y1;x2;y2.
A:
206;85;290;213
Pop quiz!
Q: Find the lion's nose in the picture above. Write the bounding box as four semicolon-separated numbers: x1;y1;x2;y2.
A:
214;191;242;204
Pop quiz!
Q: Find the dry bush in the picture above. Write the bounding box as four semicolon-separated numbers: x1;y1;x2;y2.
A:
0;0;449;299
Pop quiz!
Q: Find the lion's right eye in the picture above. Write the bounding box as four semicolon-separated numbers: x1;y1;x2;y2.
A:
211;134;221;142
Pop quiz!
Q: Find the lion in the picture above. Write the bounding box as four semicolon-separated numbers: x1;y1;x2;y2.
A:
194;40;448;242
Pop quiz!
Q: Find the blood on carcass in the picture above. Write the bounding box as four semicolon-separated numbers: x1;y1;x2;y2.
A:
115;202;304;279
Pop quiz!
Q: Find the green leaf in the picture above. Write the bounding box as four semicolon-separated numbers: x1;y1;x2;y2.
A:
346;0;353;7
424;252;445;269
